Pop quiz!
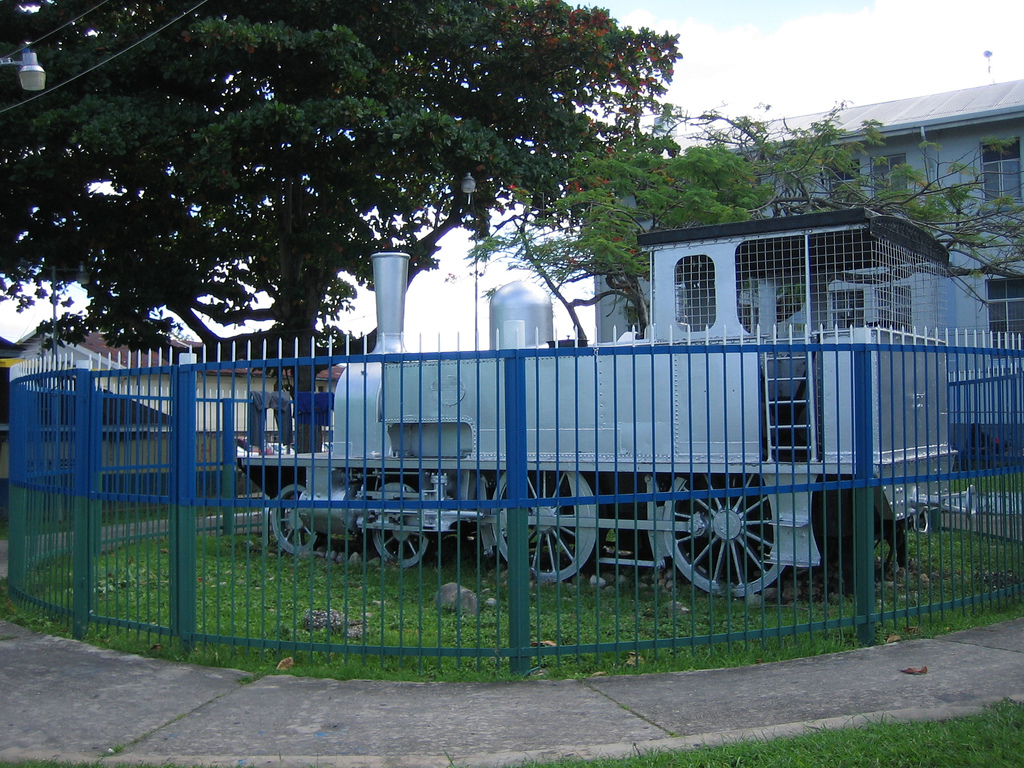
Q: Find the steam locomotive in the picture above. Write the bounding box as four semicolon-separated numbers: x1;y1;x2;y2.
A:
247;209;956;597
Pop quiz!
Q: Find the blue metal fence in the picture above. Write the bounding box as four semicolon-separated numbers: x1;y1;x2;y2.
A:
7;333;1024;675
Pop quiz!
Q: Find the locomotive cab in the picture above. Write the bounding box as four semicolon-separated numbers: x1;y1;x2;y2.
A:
637;209;953;592
641;209;949;342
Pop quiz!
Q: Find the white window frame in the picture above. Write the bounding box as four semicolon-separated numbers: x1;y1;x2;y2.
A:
871;153;907;192
988;277;1024;333
982;138;1022;202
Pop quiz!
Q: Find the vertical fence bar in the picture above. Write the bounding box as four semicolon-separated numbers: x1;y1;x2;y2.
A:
852;346;876;645
71;365;94;639
171;353;198;649
503;349;531;675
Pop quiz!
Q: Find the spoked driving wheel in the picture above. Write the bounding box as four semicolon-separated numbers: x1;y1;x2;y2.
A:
655;473;780;598
268;484;315;556
496;471;597;583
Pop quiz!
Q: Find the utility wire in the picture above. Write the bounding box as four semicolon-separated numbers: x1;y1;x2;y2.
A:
0;0;210;116
2;0;114;61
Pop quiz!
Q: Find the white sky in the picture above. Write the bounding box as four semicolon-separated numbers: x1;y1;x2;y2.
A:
4;0;1024;347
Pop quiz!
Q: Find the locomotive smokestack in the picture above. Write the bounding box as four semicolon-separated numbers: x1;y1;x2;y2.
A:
371;252;410;353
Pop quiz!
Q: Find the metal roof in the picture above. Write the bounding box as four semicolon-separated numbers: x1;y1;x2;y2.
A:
782;79;1024;135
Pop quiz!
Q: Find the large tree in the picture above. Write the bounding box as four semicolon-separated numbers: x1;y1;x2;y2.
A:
0;0;679;350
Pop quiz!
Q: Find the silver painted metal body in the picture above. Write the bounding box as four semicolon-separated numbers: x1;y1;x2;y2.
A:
253;213;963;594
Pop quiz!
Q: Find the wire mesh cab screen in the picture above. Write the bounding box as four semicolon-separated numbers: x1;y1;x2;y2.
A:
734;217;948;335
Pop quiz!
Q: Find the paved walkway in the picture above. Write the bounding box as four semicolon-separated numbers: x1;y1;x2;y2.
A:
1;540;1023;767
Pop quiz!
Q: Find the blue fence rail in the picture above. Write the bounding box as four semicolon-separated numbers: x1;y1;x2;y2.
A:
8;332;1024;675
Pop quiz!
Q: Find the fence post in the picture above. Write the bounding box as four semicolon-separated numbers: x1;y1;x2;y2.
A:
71;364;95;639
503;349;532;676
851;347;876;646
220;398;236;535
7;369;28;595
171;353;198;650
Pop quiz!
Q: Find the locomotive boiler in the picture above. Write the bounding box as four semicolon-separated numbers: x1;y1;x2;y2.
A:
251;208;955;597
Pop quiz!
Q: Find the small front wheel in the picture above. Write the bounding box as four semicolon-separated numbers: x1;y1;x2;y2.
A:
372;527;430;568
909;509;931;534
267;485;315;556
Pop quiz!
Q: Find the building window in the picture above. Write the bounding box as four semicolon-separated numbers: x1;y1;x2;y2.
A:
825;157;861;194
982;138;1021;201
871;154;907;192
675;255;716;331
988;278;1024;333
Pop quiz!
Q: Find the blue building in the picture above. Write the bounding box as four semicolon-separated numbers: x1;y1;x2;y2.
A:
783;79;1024;333
594;79;1024;343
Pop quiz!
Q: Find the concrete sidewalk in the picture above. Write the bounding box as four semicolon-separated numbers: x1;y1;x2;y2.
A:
2;544;1023;766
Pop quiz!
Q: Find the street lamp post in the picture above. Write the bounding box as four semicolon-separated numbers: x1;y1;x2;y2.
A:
0;48;46;91
460;173;480;348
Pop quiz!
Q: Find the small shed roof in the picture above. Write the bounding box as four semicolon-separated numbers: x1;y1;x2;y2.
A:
637;209;949;269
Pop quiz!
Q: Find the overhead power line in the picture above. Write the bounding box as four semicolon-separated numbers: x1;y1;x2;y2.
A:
1;0;114;61
0;0;211;116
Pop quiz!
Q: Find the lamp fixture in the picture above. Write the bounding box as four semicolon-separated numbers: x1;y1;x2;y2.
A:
461;172;476;205
1;48;46;91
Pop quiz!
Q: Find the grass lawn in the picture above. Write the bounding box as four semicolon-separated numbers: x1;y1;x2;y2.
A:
3;520;1023;682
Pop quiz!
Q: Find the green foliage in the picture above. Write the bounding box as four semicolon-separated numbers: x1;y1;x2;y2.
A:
478;104;1024;335
0;1;678;348
688;108;1024;274
472;132;771;337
